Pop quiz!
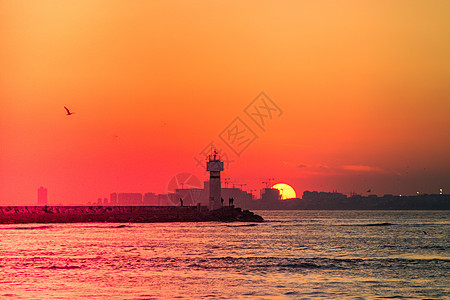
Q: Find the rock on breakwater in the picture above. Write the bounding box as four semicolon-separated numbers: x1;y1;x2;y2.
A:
0;205;263;224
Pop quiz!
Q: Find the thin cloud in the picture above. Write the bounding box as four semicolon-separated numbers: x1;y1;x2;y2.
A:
282;161;309;168
290;160;399;176
315;163;330;169
341;165;387;173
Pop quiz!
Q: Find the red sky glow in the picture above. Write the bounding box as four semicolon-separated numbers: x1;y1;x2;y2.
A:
1;1;449;205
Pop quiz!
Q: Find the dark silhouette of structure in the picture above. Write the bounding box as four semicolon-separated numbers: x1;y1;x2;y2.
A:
144;193;158;205
118;193;143;205
206;150;224;210
37;186;47;206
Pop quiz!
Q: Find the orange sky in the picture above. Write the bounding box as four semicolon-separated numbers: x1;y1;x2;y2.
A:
1;1;449;205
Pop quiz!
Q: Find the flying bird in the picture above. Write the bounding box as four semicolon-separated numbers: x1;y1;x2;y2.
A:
64;106;74;115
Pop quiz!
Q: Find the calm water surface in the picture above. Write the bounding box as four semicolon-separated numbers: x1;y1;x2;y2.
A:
0;210;449;299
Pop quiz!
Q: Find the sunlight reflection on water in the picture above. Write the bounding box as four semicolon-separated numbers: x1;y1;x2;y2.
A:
0;211;449;299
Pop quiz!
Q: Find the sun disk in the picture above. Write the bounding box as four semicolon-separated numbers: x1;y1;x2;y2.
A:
272;183;296;200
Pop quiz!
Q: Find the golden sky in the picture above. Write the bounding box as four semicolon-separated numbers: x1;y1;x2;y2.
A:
1;1;449;204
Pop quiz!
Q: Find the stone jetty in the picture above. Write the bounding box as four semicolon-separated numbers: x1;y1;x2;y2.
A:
0;205;263;224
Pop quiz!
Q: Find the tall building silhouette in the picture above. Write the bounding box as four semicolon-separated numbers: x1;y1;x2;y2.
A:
110;193;118;205
37;186;47;205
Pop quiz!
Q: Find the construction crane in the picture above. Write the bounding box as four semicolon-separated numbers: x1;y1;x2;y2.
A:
223;177;231;188
262;178;275;188
237;183;247;190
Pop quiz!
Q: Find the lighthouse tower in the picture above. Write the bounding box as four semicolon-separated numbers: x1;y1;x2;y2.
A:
206;150;224;210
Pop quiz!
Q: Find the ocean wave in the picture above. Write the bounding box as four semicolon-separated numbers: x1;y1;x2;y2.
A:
1;225;54;230
339;222;395;227
418;245;447;251
113;224;133;228
186;257;359;271
271;222;396;228
225;224;259;227
183;256;450;273
40;265;82;270
75;224;134;229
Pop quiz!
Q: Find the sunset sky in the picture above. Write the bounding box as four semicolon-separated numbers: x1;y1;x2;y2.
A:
1;1;449;205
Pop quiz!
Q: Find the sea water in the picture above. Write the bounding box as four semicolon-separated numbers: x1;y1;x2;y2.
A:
0;210;448;299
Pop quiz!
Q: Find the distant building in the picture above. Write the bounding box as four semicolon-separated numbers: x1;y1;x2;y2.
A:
301;191;348;209
170;181;257;209
118;193;143;205
175;188;203;206
222;187;253;208
37;186;48;206
143;193;159;205
236;188;282;210
261;188;280;202
110;193;117;205
158;193;172;206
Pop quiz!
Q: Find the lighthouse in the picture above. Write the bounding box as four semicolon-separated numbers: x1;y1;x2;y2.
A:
206;150;224;210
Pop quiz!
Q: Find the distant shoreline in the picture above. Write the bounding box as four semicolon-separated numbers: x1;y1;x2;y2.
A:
242;194;450;210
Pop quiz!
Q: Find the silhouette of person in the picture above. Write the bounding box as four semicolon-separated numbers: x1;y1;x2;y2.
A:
221;197;224;206
180;198;183;207
229;198;232;206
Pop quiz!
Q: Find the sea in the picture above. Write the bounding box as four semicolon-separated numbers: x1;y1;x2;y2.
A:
0;210;448;299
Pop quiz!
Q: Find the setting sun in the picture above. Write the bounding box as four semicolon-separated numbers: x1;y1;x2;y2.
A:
272;183;296;200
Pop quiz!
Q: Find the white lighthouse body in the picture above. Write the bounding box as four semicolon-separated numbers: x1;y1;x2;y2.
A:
206;152;224;210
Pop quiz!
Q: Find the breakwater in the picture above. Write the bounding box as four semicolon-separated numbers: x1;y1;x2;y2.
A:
0;205;263;224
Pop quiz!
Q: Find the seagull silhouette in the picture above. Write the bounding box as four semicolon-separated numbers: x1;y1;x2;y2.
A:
64;106;74;115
